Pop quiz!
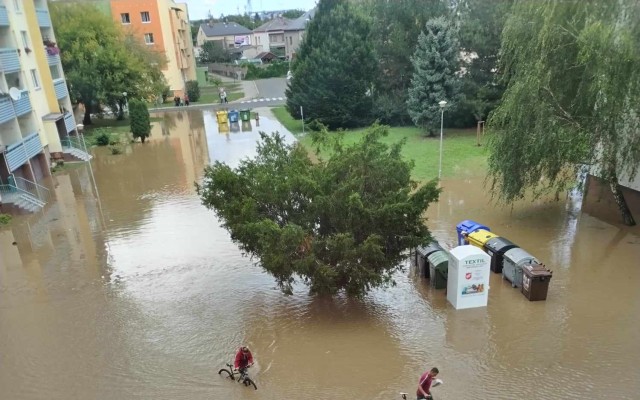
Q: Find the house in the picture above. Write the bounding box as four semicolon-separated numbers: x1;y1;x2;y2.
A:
0;0;90;214
252;9;315;60
196;21;258;59
109;0;197;97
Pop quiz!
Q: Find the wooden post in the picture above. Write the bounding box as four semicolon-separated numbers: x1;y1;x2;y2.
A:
477;121;485;147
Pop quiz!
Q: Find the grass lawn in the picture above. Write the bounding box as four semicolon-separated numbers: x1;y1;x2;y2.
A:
83;116;161;146
152;83;244;108
270;107;488;182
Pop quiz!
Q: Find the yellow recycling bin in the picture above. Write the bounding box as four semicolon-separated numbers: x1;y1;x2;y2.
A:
216;110;228;124
466;229;499;250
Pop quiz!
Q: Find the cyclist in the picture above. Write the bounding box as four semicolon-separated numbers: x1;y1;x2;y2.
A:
234;346;254;372
416;367;439;399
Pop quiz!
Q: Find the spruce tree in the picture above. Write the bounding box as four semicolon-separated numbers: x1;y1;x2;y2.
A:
129;99;151;143
407;17;461;135
285;0;376;129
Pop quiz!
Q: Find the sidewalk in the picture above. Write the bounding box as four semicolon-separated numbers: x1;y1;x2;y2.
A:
209;73;259;101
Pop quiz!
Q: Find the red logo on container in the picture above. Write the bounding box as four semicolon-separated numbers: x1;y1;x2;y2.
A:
465;273;472;280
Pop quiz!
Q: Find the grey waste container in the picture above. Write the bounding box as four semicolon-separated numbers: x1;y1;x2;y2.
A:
415;241;444;279
502;247;538;288
484;237;519;274
428;250;448;289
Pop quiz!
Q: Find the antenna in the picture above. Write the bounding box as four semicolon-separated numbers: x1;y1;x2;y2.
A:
9;87;21;101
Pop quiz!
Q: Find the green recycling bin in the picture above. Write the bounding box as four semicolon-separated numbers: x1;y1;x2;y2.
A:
240;109;251;122
428;250;448;289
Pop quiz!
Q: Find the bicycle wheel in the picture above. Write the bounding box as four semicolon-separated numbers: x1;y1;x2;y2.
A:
218;368;234;380
243;377;257;390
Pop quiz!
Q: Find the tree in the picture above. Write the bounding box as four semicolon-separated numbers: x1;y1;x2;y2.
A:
487;0;640;225
197;125;441;296
50;3;165;125
454;0;513;125
282;9;305;19
367;0;449;125
286;0;377;129
199;41;232;63
407;17;461;135
129;99;151;143
185;80;200;102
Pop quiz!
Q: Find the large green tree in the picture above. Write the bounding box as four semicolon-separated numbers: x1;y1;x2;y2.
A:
455;0;513;125
197;126;440;296
407;17;461;135
50;3;165;125
286;0;376;129
488;0;640;225
367;0;448;125
198;41;232;64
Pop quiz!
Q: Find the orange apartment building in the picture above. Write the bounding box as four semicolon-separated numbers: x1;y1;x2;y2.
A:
109;0;196;97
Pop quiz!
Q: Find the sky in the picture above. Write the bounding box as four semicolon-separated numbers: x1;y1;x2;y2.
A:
182;0;318;20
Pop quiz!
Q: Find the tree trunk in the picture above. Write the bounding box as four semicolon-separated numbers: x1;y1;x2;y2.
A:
141;136;146;144
83;103;92;125
609;180;636;226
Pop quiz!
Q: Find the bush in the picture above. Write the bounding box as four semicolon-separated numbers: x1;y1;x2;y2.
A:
129;99;151;143
186;80;200;102
161;85;172;102
95;132;111;146
245;62;289;80
0;213;11;226
109;145;123;155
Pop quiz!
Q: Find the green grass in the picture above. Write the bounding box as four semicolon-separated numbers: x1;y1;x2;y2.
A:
271;106;304;135
270;107;488;181
151;83;244;108
83;116;160;146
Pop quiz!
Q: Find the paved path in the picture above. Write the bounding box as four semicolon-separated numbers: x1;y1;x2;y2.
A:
149;98;285;113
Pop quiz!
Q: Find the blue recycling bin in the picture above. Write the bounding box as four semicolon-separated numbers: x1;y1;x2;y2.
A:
455;220;490;246
228;110;239;123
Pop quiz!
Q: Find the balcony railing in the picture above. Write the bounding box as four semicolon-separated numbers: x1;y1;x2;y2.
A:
0;96;14;125
64;112;76;133
36;8;52;28
13;91;31;117
5;132;43;172
0;48;20;73
0;5;9;26
47;53;60;66
54;78;68;99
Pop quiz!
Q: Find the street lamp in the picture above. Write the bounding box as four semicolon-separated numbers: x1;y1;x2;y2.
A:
438;100;447;181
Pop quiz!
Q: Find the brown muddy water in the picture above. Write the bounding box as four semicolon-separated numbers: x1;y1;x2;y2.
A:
1;109;639;400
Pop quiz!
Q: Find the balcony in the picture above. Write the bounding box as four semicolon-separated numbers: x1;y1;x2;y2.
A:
0;96;15;125
0;48;20;73
13;91;31;117
47;53;60;66
53;78;68;99
0;5;9;26
36;8;52;28
5;132;43;172
64;112;76;134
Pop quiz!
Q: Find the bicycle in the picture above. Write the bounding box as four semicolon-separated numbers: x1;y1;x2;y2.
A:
218;363;258;390
399;378;443;399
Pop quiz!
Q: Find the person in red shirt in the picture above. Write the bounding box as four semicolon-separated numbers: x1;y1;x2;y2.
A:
234;346;254;371
416;367;439;399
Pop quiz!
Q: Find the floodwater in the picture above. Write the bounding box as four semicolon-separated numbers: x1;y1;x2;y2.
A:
1;109;639;400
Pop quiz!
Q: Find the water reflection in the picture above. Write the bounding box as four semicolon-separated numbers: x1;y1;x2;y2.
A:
0;109;639;399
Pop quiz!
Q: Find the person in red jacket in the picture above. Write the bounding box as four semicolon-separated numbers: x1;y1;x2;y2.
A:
416;367;439;399
234;346;254;371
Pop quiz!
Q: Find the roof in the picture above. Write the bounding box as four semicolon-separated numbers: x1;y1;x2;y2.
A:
228;45;254;54
253;18;292;32
200;22;252;37
285;8;316;31
255;52;278;60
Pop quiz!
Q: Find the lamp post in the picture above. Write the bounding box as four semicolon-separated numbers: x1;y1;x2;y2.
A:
438;100;447;181
122;91;128;116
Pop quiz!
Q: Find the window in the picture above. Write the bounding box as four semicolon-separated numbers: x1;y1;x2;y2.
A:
289;36;292;45
121;13;130;24
141;12;150;23
144;33;154;45
21;31;29;49
30;69;40;89
49;65;61;80
13;0;20;12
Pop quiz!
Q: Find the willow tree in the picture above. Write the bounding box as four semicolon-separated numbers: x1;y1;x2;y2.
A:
488;0;640;225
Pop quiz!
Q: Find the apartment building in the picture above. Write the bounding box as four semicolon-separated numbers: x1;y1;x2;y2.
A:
0;0;87;214
109;0;197;97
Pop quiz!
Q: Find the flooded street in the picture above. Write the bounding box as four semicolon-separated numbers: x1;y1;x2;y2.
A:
1;109;639;399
